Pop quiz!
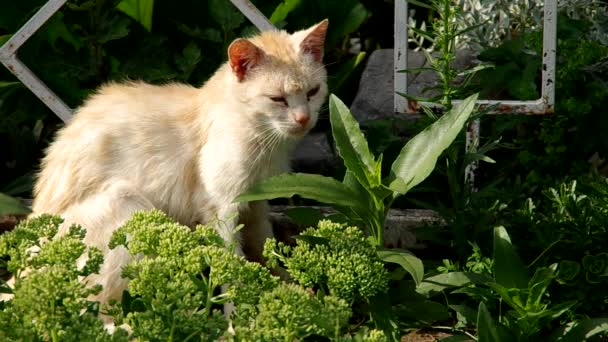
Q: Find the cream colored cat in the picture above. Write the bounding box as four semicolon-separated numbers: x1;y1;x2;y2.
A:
28;20;328;305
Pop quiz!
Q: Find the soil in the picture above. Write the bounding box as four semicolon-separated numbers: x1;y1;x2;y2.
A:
402;329;464;341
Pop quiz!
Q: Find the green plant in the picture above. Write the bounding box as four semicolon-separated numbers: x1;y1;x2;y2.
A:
0;215;127;341
0;193;31;216
264;221;389;302
1;211;394;341
417;226;608;341
238;91;476;246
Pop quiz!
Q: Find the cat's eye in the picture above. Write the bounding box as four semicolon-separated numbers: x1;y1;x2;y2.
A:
270;96;287;105
306;85;320;100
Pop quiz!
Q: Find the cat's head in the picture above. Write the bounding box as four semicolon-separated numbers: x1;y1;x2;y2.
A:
227;20;329;139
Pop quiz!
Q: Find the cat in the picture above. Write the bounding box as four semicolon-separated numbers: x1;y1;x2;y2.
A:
25;20;329;306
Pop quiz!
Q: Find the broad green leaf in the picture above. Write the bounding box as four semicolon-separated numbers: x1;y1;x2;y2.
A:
396;299;450;323
555;318;608;342
477;302;504;342
0;193;31;216
493;226;528;289
326;3;369;48
117;0;154;31
342;171;375;216
269;0;301;24
329;94;377;189
388;93;478;194
526;264;556;309
235;173;366;211
487;283;525;313
284;207;325;227
377;248;424;286
416;272;492;298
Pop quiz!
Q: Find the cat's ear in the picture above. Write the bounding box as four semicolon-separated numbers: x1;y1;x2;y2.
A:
228;39;264;82
295;19;329;63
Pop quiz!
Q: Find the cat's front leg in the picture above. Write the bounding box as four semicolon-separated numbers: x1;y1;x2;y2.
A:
239;200;274;263
213;202;246;257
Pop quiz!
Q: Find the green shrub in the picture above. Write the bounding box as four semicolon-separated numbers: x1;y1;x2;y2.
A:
1;210;392;341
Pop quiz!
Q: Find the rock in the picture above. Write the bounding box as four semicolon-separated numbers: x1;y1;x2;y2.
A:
291;132;339;176
350;48;476;122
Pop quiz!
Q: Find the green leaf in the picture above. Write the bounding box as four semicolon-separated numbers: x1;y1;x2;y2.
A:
526;264;556;309
0;81;21;89
99;15;131;44
329;94;377;189
477;302;504;342
395;91;436;103
456;64;495;77
328;52;367;94
45;13;82;51
269;0;302;24
176;23;222;42
174;41;201;80
235;173;366;212
487;283;525;312
368;293;400;341
377;248;424;286
493;226;528;289
396;299;450;323
285;207;325;227
0;35;11;46
0;193;31;216
397;67;436;73
388;93;478;194
416;272;492;298
117;0;154;31
449;304;478;327
1;172;33;196
557;260;580;283
556;318;608;342
209;0;245;31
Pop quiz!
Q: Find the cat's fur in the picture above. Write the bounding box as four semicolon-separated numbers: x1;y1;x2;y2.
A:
28;21;329;304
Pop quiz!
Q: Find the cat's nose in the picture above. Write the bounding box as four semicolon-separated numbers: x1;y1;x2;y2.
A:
294;112;310;126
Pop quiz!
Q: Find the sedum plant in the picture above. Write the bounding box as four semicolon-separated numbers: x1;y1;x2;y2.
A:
1;210;392;341
264;220;389;302
0;215;126;341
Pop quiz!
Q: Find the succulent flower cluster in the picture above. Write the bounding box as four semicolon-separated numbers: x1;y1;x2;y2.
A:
1;212;388;341
263;220;389;302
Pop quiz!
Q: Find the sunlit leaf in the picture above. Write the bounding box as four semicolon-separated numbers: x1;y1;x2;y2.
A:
388;94;478;195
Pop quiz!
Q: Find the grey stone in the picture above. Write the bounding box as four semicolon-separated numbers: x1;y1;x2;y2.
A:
291;132;339;175
350;48;476;122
